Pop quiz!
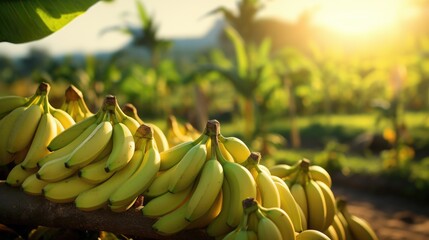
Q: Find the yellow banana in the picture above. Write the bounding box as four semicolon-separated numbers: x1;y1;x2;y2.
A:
324;225;339;240
339;201;379;240
36;155;78;182
255;167;281;208
152;200;191;236
75;149;145;211
185;190;222;230
256;209;282;240
309;165;332;188
142;185;193;218
332;214;347;240
0;95;28;117
6;163;37;187
165;115;193;147
260;206;296;240
53;117;65;134
109;140;160;206
305;179;328;231
0;106;26;166
7;104;42;153
168;141;207;193
50;107;75;129
296;229;331;240
274;181;304;232
104;121;135;172
21;173;48;196
206;178;234;237
185;157;223;221
78;155;114;184
21;112;57;169
146;122;169;152
336;211;353;240
47;112;99;151
317;180;336;230
42;175;96;203
218;141;234;162
108;197;139;213
219;135;250;163
38;123;98;167
269;164;295;178
65;120;113;168
291;182;308;222
144;166;176;198
159;139;199;171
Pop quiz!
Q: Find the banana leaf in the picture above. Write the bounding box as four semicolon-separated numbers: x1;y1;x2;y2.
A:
0;0;100;43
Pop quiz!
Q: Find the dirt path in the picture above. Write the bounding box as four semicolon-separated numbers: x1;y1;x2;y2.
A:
332;185;429;240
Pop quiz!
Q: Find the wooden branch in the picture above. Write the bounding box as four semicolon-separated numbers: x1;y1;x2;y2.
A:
0;182;213;240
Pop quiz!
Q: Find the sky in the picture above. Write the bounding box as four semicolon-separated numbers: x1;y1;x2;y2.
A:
0;0;414;58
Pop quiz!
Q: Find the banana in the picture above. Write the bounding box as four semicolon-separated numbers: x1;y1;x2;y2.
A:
324;225;339;240
21;111;58;169
219;135;250;163
255;166;281;208
0;106;26;166
309;165;332;188
185;190;222;230
291;182;308;222
12;144;31;165
65;119;113;168
206;178;234;237
152;200;191;236
78;155;114;184
6;163;37;187
305;179;327;231
53;117;65;133
168;141;208;193
109;139;160;206
38;123;99;167
36;155;78;182
7;104;42;153
218;141;234;162
256;209;282;240
61;85;93;122
185;157;223;221
274;181;304;232
296;229;331;240
0;95;28;117
144;166;176;198
21;173;49;196
317;180;336;230
48;112;99;151
159;136;203;171
339;201;379;240
269;164;294;178
75;149;145;211
221;157;257;227
50;107;75;130
108;197;139;213
142;185;193;218
336;211;353;240
146;122;169;152
104;121;135;172
260;206;296;240
165;115;193;146
42;175;96;203
332;214;347;240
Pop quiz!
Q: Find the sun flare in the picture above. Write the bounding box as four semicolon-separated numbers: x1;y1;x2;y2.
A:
313;0;409;36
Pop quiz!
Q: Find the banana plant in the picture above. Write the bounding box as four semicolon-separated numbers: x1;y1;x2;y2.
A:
185;26;278;142
0;0;103;43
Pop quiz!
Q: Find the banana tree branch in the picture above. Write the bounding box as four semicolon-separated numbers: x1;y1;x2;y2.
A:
0;182;212;240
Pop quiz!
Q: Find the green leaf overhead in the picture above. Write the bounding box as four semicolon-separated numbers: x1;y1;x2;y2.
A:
0;0;100;43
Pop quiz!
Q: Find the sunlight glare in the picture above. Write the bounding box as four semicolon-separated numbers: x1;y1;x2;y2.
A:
314;0;407;36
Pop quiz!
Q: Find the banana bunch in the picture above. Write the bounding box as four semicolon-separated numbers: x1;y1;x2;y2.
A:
334;198;379;240
2;82;74;171
222;197;296;240
243;153;305;233
76;124;159;212
9;95;139;203
164;115;194;147
269;159;336;234
60;85;93;122
140;120;256;236
121;103;169;152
